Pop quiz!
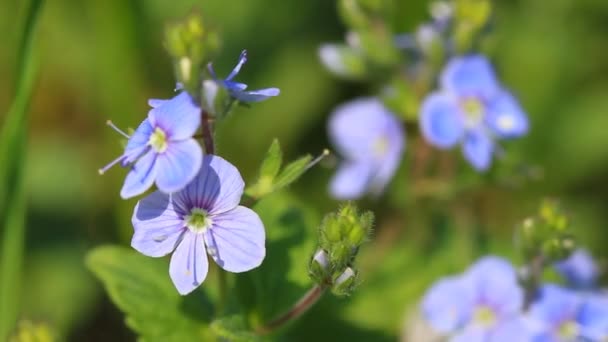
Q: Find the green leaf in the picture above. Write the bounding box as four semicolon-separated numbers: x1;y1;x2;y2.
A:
0;0;44;339
236;193;319;329
9;321;55;342
86;246;214;342
273;155;312;191
259;139;283;180
211;316;264;342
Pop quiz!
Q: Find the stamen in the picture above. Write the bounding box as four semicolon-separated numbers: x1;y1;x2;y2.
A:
106;120;130;139
206;63;218;80
226;50;248;81
98;154;125;175
304;149;331;171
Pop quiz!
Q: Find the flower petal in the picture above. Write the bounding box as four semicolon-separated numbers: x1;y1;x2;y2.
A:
179;155;244;215
369;120;405;196
226;50;248;81
462;129;494;171
148;98;168;108
230;87;280;103
421;276;474;333
328;97;395;161
554;248;598;289
451;326;486;342
123;119;153;166
465;256;523;317
206;206;265;273
491;317;535;341
155;139;203;194
149;92;201;140
169;233;208;295
420;92;464;148
579;295;608;341
440;55;500;99
486;90;529;138
120;151;158;199
131;191;186;257
529;284;580;327
329;162;374;200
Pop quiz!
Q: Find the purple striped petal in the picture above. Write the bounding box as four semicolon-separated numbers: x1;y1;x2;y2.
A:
169;233;208;295
121;151;158;199
131;191;186;257
206;206;265;272
155;139;203;194
148;92;201;140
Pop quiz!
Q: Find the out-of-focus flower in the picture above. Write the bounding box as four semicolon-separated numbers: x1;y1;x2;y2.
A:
207;50;280;103
100;92;202;199
555;248;599;290
328;98;405;199
421;256;528;341
131;155;266;295
527;284;608;341
420;55;528;171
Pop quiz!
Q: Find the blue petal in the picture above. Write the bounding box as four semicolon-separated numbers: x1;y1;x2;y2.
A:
155;139;203;194
206;206;265;272
421;276;474;334
148;98;168;108
464;256;523;317
169;233;208;295
175;155;245;215
121;151;158;199
554;248;599;289
329;162;374;200
122;119;154;166
231;87;280;103
486;90;529;138
463;129;494;171
451;326;487;342
529;284;581;327
328;97;395;162
578;295;608;341
491;318;535;342
148;92;201;140
131;191;186;257
420;93;464;148
226;50;248;81
369;117;405;196
440;55;500;99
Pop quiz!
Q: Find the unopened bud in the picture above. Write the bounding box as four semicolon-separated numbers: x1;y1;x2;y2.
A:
309;249;330;283
332;267;357;296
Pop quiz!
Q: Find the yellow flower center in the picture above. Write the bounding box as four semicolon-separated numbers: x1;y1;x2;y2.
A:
473;305;496;327
461;97;485;127
558;320;579;340
185;208;211;233
373;136;389;158
148;127;168;153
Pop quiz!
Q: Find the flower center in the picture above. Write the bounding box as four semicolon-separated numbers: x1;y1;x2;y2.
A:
557;320;579;339
184;208;212;233
473;305;496;327
461;97;485;128
373;136;389;158
148;127;168;153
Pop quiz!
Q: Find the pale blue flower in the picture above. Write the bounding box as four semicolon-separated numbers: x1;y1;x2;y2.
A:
207;50;280;103
131;155;266;295
555;248;599;290
420;55;528;170
100;92;202;199
328;98;405;199
421;256;527;341
527;284;608;341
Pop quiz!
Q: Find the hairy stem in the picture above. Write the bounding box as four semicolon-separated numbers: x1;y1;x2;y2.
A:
256;285;326;335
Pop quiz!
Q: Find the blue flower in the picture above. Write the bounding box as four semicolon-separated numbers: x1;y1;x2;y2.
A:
131;154;266;295
328;98;405;199
100;92;203;199
527;284;608;341
207;50;280;103
555;248;599;290
420;55;528;171
421;256;528;341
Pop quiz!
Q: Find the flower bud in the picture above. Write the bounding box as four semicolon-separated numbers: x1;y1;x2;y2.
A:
332;267;357;296
309;250;330;283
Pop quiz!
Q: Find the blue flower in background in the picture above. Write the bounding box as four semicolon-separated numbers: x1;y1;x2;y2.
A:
527;284;608;341
328;98;405;199
420;55;528;171
207;50;280;103
421;256;528;341
555;248;599;290
131;155;266;295
100;92;202;199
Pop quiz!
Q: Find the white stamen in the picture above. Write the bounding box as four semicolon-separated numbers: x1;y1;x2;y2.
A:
304;149;331;171
106;120;131;139
98;154;125;175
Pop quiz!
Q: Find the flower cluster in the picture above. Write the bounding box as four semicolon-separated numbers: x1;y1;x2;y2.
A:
421;254;608;341
101;51;279;294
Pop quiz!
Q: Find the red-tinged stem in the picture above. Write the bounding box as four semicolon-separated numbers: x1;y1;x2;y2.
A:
201;109;215;154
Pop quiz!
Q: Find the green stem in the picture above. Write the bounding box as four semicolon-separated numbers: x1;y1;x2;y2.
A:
215;264;228;315
256;285;326;335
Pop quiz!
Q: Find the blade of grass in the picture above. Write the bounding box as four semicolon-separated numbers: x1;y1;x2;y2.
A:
0;0;44;339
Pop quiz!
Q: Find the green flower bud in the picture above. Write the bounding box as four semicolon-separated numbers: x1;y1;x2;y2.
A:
331;267;358;297
309;250;330;284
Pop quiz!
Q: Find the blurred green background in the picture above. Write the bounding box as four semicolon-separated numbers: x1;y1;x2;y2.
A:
2;0;608;340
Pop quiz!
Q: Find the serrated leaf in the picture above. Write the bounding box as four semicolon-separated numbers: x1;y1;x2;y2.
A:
273;155;312;191
211;316;264;342
259;139;283;180
86;246;214;342
236;193;319;329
